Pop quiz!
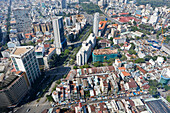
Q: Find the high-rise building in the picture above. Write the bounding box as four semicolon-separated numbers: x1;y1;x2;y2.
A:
124;0;129;4
10;46;41;85
33;22;40;33
93;12;100;36
76;23;81;31
76;33;96;66
72;15;76;26
60;0;67;9
52;16;67;55
0;71;30;107
65;17;71;27
13;7;32;33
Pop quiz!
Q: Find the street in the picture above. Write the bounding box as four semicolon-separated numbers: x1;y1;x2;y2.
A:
14;66;71;113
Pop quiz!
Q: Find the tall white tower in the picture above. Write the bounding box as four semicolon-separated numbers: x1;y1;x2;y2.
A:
52;16;67;55
93;12;100;36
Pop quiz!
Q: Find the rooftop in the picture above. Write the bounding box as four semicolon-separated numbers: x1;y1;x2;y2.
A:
122;71;131;76
93;49;117;55
145;99;170;113
114;17;139;23
99;21;107;30
12;46;33;56
0;74;18;90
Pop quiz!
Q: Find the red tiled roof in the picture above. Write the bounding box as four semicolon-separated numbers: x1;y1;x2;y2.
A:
99;39;111;44
118;67;126;70
99;21;107;30
114;17;139;23
122;71;131;76
128;79;137;88
142;84;150;89
44;44;50;48
128;99;135;106
137;66;147;74
119;13;129;15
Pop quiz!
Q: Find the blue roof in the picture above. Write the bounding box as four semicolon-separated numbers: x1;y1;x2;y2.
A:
135;10;141;15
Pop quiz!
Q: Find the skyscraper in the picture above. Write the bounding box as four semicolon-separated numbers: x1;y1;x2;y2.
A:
10;46;41;85
93;12;100;36
13;7;32;33
60;0;67;9
65;17;71;27
52;16;67;55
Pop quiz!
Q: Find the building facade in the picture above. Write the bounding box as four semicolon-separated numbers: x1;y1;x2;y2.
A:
13;7;32;33
76;33;96;65
60;0;67;9
93;12;100;36
10;46;41;85
92;49;118;62
0;72;30;107
52;16;67;55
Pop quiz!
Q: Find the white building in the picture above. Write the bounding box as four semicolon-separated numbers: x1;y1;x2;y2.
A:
113;37;126;44
76;33;96;65
93;12;100;36
1;50;10;58
76;23;81;31
52;16;67;55
65;17;71;27
72;15;76;25
7;41;20;48
13;7;32;33
148;13;159;25
10;46;41;85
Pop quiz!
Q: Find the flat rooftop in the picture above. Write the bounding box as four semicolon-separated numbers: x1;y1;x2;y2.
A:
0;75;18;90
145;99;170;113
12;46;33;56
93;49;117;55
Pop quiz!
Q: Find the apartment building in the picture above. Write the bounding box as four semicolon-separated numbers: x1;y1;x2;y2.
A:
10;46;41;85
0;71;30;107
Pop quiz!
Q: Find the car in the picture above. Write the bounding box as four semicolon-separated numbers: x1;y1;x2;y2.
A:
26;109;30;112
36;104;39;107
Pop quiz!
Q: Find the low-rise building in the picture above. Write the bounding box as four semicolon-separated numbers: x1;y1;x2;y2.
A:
92;49;117;62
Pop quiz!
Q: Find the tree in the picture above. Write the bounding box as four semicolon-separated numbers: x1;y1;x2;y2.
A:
164;85;170;91
152;56;158;61
93;61;103;67
144;55;153;61
135;58;145;63
130;43;135;50
69;59;74;65
120;43;124;46
64;49;70;56
148;80;159;87
56;80;61;84
149;86;159;97
133;21;137;26
82;64;91;68
120;55;127;61
110;37;113;42
73;66;78;69
166;96;170;102
128;49;136;55
46;95;54;102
